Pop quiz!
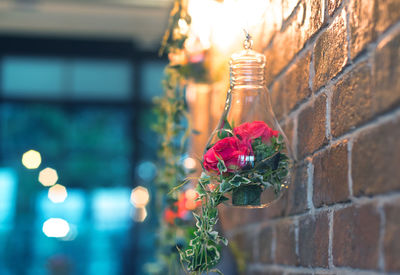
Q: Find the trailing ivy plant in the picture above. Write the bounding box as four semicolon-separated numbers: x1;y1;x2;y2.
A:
145;0;195;274
178;120;290;274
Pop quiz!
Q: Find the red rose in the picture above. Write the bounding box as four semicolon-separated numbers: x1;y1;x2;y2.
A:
203;136;252;174
234;121;278;143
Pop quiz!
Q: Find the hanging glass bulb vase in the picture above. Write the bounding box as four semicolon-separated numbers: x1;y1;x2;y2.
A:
202;32;294;208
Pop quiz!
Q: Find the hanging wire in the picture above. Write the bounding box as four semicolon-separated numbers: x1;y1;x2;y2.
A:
243;29;253;50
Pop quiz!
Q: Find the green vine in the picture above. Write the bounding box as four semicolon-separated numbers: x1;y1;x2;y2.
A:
178;121;290;274
146;0;193;273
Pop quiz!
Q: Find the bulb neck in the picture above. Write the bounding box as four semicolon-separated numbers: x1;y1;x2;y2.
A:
230;65;265;87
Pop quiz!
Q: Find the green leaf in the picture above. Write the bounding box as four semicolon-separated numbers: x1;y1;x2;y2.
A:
217;157;227;173
219;180;232;193
219;236;228;246
229;174;251;187
216;195;229;205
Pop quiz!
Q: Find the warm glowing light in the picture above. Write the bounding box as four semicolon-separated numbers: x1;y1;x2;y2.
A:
185;189;197;200
132;207;147;222
185;189;199;210
183;157;197;170
188;0;267;52
38;167;58;187
48;184;68;203
130;186;150;208
42;218;70;238
21;150;41;169
178;18;189;35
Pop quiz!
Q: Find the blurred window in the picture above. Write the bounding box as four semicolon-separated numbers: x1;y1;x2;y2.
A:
2;57;65;98
0;38;167;275
1;57;133;100
141;60;165;101
0;168;17;232
71;59;132;100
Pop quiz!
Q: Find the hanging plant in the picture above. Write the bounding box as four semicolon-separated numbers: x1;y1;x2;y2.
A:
178;34;294;274
146;0;213;273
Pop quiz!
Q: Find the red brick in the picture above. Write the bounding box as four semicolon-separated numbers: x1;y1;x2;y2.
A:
313;141;349;207
384;198;400;272
331;61;373;137
374;0;400;35
348;0;375;59
259;225;274;263
281;119;294;154
285;162;309;215
297;93;328;158
275;219;298;265
256;3;282;51
333;203;380;269
219;194;288;232
373;30;400;115
328;0;342;16
231;231;256;263
352;117;400;196
349;0;400;59
265;0;324;84
264;4;306;85
313;9;348;91
270;50;312;121
282;0;300;21
298;212;329;267
304;0;325;37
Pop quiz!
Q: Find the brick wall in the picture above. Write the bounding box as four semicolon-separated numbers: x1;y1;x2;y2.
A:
213;0;400;274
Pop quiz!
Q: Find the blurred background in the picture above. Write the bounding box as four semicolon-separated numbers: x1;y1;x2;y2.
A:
0;0;171;274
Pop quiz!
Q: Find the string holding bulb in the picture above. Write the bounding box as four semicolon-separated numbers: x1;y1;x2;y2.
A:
243;29;253;50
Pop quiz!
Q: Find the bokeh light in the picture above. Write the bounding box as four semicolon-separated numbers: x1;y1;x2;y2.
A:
183;157;197;170
21;150;41;169
48;184;68;203
42;218;70;238
130;186;149;208
132;207;147;223
38;167;58;187
137;161;157;181
185;189;199;210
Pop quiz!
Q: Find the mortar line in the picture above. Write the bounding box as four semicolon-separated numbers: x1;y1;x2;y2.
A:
328;210;334;268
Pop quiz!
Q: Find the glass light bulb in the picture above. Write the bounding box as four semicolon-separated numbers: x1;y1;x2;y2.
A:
202;35;294;208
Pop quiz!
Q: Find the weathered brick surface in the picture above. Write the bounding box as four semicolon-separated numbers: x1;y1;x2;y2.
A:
275;219;298;265
231;231;256;263
297;93;328;158
328;0;342;16
333;203;380;269
282;0;300;21
259;225;274;263
298;212;329;267
373;30;400;114
313;9;348;91
281;118;294;154
352;117;400;196
331;61;373;137
384;199;400;272
348;0;400;59
313;141;349;207
270;50;312;121
214;0;400;274
285;162;309;215
303;0;325;39
374;0;400;35
348;0;375;59
265;0;324;84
